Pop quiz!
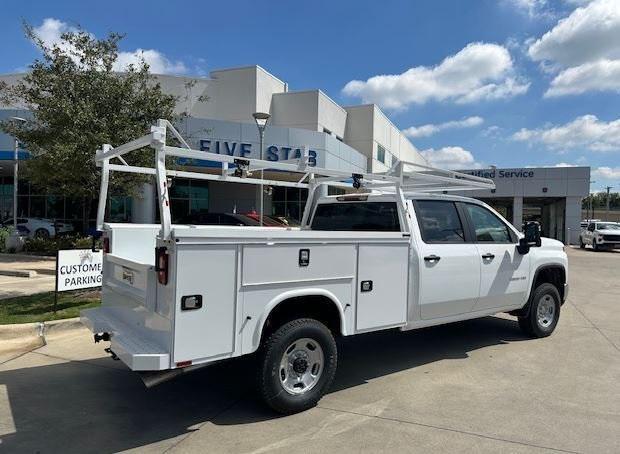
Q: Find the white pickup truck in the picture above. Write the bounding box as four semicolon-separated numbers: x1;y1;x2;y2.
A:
81;120;568;414
579;221;620;251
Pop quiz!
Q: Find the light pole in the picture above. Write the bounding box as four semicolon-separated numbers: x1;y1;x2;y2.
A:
605;186;613;221
9;117;27;231
252;112;270;226
587;181;596;220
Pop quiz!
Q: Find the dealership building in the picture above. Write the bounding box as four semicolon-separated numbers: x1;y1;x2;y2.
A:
0;65;589;243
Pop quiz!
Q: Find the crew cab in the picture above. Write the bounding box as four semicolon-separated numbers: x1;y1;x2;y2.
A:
579;221;620;251
81;120;569;414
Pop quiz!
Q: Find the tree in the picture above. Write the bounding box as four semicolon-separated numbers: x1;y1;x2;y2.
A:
0;23;178;230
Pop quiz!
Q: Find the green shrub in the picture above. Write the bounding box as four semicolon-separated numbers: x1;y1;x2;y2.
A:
0;226;14;253
23;235;103;256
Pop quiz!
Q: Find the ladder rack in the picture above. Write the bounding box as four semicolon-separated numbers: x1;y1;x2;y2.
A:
95;119;495;238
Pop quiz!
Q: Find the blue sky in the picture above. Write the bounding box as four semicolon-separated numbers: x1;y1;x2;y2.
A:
1;0;618;190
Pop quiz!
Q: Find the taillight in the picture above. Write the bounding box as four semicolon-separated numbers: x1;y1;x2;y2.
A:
103;237;110;254
155;247;168;285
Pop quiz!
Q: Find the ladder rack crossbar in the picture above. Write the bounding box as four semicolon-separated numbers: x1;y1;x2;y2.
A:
95;119;495;234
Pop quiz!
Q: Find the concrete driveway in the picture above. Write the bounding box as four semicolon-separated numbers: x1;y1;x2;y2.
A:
1;247;618;453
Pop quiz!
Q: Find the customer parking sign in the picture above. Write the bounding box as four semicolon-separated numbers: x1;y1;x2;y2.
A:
56;249;103;292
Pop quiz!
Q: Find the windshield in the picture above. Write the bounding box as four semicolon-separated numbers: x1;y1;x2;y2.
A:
596;223;620;230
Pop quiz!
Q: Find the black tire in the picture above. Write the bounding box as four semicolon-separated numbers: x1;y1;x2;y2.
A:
257;318;337;414
592;239;599;251
518;283;561;338
579;237;585;249
34;228;50;239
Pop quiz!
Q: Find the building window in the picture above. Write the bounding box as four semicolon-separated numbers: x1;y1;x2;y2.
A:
336;136;344;142
323;127;332;136
272;186;308;226
377;144;386;164
169;178;209;223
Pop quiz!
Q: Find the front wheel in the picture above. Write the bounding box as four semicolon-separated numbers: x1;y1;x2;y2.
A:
34;228;50;239
518;283;561;338
579;237;585;249
257;318;337;414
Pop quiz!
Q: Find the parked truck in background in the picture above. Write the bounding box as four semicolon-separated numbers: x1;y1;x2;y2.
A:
81;120;569;414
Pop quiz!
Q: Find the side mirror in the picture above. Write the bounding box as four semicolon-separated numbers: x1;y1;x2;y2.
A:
524;221;542;247
517;221;542;254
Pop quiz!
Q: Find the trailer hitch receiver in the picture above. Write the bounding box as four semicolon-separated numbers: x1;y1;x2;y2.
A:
94;332;110;343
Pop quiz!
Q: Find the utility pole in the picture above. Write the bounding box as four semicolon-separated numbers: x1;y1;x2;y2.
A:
605;186;613;221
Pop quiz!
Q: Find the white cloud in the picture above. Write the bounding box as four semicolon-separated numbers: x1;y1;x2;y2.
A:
403;116;484;138
512;115;620;151
528;0;620;67
114;49;187;74
554;162;579;167
527;0;620;96
32;18;187;75
506;0;554;18
592;166;620;179
342;42;529;110
420;146;483;169
544;59;620;96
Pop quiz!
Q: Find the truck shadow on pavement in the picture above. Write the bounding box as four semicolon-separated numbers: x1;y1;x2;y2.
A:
0;316;529;453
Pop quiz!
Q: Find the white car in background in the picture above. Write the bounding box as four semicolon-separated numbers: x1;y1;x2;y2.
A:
3;218;74;238
579;221;620;251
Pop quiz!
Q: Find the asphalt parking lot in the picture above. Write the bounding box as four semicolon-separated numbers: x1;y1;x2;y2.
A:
1;246;618;453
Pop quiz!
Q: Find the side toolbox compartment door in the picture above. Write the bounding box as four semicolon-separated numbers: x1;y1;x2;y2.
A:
356;243;409;331
173;245;237;363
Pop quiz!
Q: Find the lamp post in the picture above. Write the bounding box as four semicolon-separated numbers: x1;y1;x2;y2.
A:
9;117;27;231
605;186;613;221
252;112;270;226
588;181;596;220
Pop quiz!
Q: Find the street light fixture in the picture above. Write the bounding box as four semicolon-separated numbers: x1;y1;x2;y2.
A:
9;117;27;232
252;112;270;226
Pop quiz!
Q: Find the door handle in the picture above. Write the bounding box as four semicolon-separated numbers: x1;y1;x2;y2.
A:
481;253;495;260
424;255;441;262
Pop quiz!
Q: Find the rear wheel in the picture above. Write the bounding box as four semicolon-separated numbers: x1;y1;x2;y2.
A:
257;318;337;414
579;237;585;249
518;283;561;338
34;228;50;239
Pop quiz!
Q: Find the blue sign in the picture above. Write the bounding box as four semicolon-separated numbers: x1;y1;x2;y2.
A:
199;140;317;167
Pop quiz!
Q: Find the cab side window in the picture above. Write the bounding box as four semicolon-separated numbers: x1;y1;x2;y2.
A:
465;204;513;243
414;200;465;243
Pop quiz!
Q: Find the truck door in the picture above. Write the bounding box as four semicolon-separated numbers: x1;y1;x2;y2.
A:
462;203;530;311
412;200;480;319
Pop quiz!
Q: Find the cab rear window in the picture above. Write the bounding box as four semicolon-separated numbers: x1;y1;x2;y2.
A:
311;202;400;231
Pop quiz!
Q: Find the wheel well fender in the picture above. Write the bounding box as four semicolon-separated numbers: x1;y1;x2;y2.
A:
253;288;347;349
516;264;566;317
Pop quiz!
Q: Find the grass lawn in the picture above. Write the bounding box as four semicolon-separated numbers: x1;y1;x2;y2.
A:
0;291;101;324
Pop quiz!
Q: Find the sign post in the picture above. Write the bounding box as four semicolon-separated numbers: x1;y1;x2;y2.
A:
55;249;104;313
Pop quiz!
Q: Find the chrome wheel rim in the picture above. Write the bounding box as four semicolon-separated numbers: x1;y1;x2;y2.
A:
279;338;324;395
537;295;556;328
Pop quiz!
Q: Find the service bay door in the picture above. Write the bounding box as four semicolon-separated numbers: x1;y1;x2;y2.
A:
356;242;409;331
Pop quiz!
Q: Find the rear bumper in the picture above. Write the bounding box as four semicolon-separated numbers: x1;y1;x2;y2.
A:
81;307;170;371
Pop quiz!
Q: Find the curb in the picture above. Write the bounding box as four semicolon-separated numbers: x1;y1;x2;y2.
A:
0;253;56;261
0;269;38;278
0;317;83;342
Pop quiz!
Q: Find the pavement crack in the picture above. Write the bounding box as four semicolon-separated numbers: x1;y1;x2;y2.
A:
567;300;620;353
316;405;582;454
161;394;248;454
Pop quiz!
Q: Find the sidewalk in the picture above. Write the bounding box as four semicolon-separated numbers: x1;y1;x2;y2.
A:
0;254;56;300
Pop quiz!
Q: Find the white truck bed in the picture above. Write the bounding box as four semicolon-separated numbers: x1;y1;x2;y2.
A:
83;223;411;371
